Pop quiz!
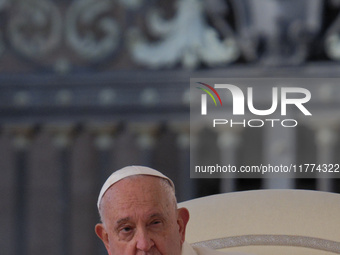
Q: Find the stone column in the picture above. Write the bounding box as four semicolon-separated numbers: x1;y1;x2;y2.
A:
263;121;295;189
315;127;338;192
135;123;156;167
69;128;98;255
175;124;194;201
52;125;74;255
151;125;181;197
26;126;63;255
94;126;114;183
0;128;16;255
192;126;221;197
217;129;241;193
93;125;115;255
111;124;142;170
12;127;32;255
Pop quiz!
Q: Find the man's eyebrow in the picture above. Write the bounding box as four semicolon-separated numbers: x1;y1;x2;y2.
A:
115;213;166;226
149;213;166;220
116;217;130;225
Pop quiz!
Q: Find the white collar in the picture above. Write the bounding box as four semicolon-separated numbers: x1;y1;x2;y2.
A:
181;241;197;255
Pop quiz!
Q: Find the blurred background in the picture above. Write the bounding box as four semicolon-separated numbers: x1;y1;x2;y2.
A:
1;0;340;254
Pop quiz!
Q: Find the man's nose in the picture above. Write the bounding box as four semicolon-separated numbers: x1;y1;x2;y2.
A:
135;228;154;251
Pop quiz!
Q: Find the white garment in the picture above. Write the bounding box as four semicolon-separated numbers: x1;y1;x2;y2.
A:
181;241;246;255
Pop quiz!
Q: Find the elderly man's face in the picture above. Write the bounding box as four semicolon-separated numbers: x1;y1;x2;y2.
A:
95;176;189;255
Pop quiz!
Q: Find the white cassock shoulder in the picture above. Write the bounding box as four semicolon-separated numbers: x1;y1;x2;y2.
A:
181;241;253;255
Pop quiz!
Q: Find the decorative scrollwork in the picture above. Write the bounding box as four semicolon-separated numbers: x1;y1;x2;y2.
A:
7;0;62;59
129;0;239;69
65;0;121;61
232;0;323;65
0;0;337;70
0;0;8;9
118;0;143;10
325;0;340;60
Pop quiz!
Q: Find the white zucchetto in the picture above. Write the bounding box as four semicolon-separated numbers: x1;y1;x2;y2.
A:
97;165;174;209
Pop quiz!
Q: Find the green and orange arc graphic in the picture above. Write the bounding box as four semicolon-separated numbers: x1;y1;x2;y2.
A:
196;82;223;106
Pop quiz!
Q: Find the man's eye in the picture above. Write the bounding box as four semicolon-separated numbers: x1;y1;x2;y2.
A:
150;220;162;226
121;226;133;233
117;226;134;240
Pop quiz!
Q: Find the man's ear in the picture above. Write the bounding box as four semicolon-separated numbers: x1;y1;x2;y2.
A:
95;223;110;252
177;207;190;243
